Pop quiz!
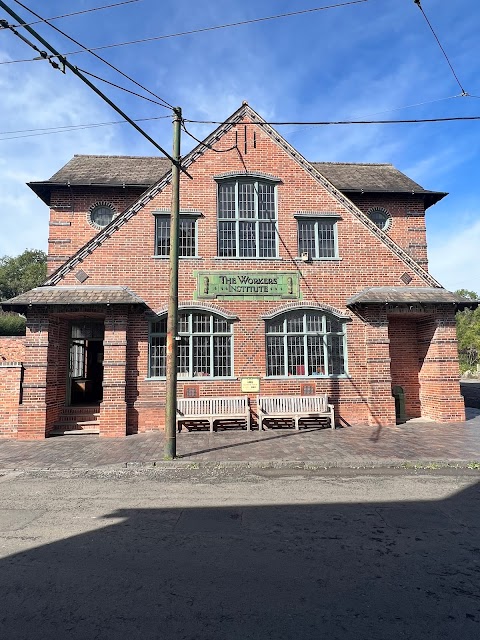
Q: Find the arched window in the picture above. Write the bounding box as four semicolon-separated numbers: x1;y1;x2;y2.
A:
266;311;347;377
149;311;233;378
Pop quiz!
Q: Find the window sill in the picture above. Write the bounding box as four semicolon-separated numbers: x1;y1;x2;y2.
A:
263;374;350;380
213;256;283;261
151;256;203;260
145;376;238;381
293;257;342;262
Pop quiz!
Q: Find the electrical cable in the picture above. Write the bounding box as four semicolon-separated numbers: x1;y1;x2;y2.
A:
0;1;188;172
0;115;172;140
1;1;369;64
77;67;171;108
3;112;480;142
11;0;174;110
184;115;480;126
1;0;142;29
0;114;172;136
350;93;463;118
413;0;466;95
181;121;238;153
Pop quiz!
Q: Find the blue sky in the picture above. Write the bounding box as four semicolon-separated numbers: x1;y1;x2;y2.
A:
0;0;479;291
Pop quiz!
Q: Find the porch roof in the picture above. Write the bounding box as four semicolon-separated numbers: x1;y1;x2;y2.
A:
347;287;479;310
1;286;146;311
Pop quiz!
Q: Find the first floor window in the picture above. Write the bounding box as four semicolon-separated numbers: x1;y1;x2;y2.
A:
297;217;337;258
149;311;233;378
155;215;197;257
266;311;347;377
217;178;278;258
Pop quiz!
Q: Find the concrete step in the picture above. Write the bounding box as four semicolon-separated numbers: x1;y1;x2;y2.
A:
49;428;100;436
57;413;100;423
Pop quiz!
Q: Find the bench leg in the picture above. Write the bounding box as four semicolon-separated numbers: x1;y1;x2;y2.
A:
330;406;335;429
258;415;263;431
210;418;214;433
246;414;251;431
295;416;300;430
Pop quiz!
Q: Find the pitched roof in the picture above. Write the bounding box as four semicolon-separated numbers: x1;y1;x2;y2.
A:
28;157;446;208
347;287;478;309
28;155;170;204
1;286;146;310
312;162;443;195
43;103;441;289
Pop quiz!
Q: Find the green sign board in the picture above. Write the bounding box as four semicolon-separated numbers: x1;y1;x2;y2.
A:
195;271;300;300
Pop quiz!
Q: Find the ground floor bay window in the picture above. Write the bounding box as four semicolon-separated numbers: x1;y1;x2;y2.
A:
149;311;233;378
266;310;347;377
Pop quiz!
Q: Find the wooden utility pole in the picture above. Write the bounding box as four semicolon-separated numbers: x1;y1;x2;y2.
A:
164;107;182;459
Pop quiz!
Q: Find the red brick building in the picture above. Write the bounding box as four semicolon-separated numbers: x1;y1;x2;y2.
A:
0;103;473;439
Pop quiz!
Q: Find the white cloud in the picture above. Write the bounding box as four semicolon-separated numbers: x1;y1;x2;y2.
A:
428;219;480;292
0;48;127;258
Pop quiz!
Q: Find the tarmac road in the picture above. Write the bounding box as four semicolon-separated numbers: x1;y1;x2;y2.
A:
0;468;479;640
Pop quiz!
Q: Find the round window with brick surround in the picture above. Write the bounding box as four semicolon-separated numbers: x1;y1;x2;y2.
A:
367;207;391;231
88;202;116;229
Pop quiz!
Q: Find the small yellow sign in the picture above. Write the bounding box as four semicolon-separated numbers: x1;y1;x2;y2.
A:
240;377;260;393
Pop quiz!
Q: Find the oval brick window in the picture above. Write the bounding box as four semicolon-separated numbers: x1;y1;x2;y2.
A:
88;202;116;229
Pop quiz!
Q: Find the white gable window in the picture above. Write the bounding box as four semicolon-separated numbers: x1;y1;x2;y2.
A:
296;213;340;260
217;178;278;258
149;311;233;378
266;311;347;377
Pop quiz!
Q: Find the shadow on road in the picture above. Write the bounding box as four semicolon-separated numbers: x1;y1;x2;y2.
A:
1;480;480;639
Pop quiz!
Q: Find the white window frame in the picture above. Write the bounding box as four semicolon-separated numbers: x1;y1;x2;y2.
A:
217;178;278;258
148;311;234;379
296;214;339;260
153;213;199;258
265;311;347;377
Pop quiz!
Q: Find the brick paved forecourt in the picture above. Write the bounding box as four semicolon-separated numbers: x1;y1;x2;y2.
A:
0;411;479;470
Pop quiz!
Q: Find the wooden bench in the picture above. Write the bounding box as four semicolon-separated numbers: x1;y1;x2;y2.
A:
257;395;335;431
176;397;251;432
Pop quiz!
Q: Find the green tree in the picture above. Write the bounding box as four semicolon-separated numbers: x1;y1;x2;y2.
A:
0;249;47;336
0;249;47;300
455;289;480;372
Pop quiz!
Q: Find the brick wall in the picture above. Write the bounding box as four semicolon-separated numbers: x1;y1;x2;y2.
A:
9;114;459;439
0;336;25;362
388;317;422;418
349;193;428;269
47;186;147;275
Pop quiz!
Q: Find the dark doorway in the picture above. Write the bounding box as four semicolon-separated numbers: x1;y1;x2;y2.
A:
68;321;104;405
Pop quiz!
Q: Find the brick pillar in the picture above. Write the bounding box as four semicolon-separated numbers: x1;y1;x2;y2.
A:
0;362;23;438
418;309;465;422
364;307;396;427
99;309;128;437
18;312;50;440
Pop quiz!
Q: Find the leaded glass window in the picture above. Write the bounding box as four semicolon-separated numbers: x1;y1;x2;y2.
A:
155;216;197;257
266;311;347;377
149;312;233;378
217;179;277;257
298;218;337;259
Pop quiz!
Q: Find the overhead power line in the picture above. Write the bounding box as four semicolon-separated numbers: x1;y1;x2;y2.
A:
1;0;142;29
184;115;480;125
0;1;187;172
413;0;467;95
0;115;172;140
77;67;171;108
3;112;480;142
11;0;174;110
0;1;369;64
